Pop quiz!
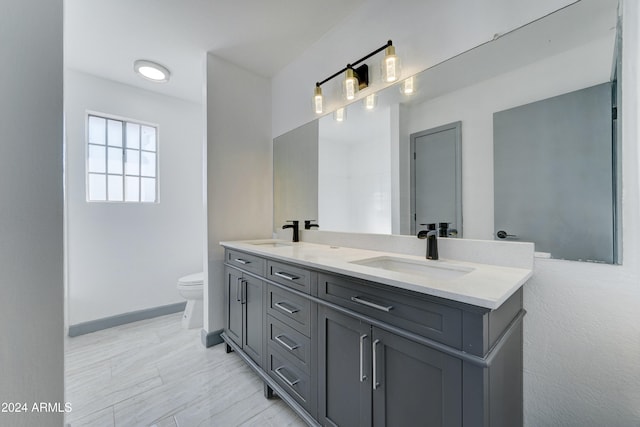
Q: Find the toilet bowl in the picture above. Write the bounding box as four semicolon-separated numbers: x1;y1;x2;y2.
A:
177;272;204;329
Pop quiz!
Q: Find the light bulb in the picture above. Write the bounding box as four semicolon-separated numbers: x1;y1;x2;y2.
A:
314;86;323;114
401;76;414;94
334;108;346;122
344;68;358;100
382;45;399;83
364;94;377;110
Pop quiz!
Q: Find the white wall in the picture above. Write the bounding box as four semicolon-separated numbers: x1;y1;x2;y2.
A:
205;54;272;334
271;0;640;425
65;70;204;326
0;0;64;425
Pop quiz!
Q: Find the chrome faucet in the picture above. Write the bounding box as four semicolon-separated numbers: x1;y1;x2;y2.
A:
282;220;299;242
417;223;438;260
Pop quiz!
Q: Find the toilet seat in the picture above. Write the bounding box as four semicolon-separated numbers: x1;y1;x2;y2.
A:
177;272;204;286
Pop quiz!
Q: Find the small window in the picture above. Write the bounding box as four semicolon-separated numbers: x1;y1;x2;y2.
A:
87;114;158;202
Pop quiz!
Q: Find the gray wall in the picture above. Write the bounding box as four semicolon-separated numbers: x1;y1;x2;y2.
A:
0;0;64;426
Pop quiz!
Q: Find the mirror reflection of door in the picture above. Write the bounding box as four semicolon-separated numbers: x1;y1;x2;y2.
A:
493;82;616;263
410;122;462;236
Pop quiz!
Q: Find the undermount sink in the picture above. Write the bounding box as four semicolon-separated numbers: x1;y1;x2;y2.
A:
248;241;291;248
349;256;474;280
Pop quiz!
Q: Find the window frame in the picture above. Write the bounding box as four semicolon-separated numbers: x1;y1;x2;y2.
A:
85;111;160;203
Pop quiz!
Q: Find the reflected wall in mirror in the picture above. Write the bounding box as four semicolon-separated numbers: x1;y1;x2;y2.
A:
318;105;392;234
273;0;620;263
273;120;318;231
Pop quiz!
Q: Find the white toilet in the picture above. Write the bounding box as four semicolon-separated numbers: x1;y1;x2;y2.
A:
177;272;204;329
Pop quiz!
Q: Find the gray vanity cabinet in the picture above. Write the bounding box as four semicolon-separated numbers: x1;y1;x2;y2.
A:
318;306;462;427
224;265;264;367
221;247;525;427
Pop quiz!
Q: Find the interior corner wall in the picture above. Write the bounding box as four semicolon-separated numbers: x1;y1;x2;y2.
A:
204;54;272;334
271;0;575;138
0;0;64;425
65;70;204;326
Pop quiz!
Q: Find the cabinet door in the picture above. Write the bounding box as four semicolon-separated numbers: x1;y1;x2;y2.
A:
243;274;264;365
318;306;371;427
225;267;243;347
372;327;462;427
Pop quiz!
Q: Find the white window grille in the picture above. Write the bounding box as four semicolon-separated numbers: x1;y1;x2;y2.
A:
86;113;158;203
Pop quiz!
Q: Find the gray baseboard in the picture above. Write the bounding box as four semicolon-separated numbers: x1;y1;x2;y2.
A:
201;328;223;347
68;302;186;337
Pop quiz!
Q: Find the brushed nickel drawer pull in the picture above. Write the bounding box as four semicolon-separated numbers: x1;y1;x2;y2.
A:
274;301;300;314
351;296;393;312
234;258;251;265
274;334;300;351
274;271;300;281
275;366;300;387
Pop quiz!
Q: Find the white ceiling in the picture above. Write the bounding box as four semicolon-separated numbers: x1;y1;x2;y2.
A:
64;0;365;103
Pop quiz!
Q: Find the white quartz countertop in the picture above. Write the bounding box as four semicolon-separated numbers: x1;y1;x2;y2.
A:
220;239;532;310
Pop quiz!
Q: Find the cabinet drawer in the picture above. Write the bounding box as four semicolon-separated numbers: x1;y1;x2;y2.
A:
267;260;312;293
267;284;311;336
267;348;311;411
318;273;462;349
267;316;311;373
226;250;265;276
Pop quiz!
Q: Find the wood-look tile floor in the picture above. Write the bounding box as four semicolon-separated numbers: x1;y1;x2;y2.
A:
64;313;306;427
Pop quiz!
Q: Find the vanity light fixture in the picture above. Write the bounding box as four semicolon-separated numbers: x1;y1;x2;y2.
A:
313;40;398;114
134;60;170;83
334;107;347;122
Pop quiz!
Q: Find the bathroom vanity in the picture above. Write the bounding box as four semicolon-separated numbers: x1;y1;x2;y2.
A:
220;239;531;427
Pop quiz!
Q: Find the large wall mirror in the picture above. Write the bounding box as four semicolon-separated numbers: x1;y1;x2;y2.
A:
273;0;620;263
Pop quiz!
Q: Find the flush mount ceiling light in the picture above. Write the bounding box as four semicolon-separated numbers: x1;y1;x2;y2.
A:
134;60;171;83
313;40;399;114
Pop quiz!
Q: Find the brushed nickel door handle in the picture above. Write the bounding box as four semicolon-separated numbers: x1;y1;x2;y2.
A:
372;339;381;390
359;334;368;382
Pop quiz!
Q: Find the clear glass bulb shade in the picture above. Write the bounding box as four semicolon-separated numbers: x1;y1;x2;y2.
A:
343;68;358;100
400;76;415;95
381;46;400;83
334;107;346;122
313;87;323;114
364;93;377;110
